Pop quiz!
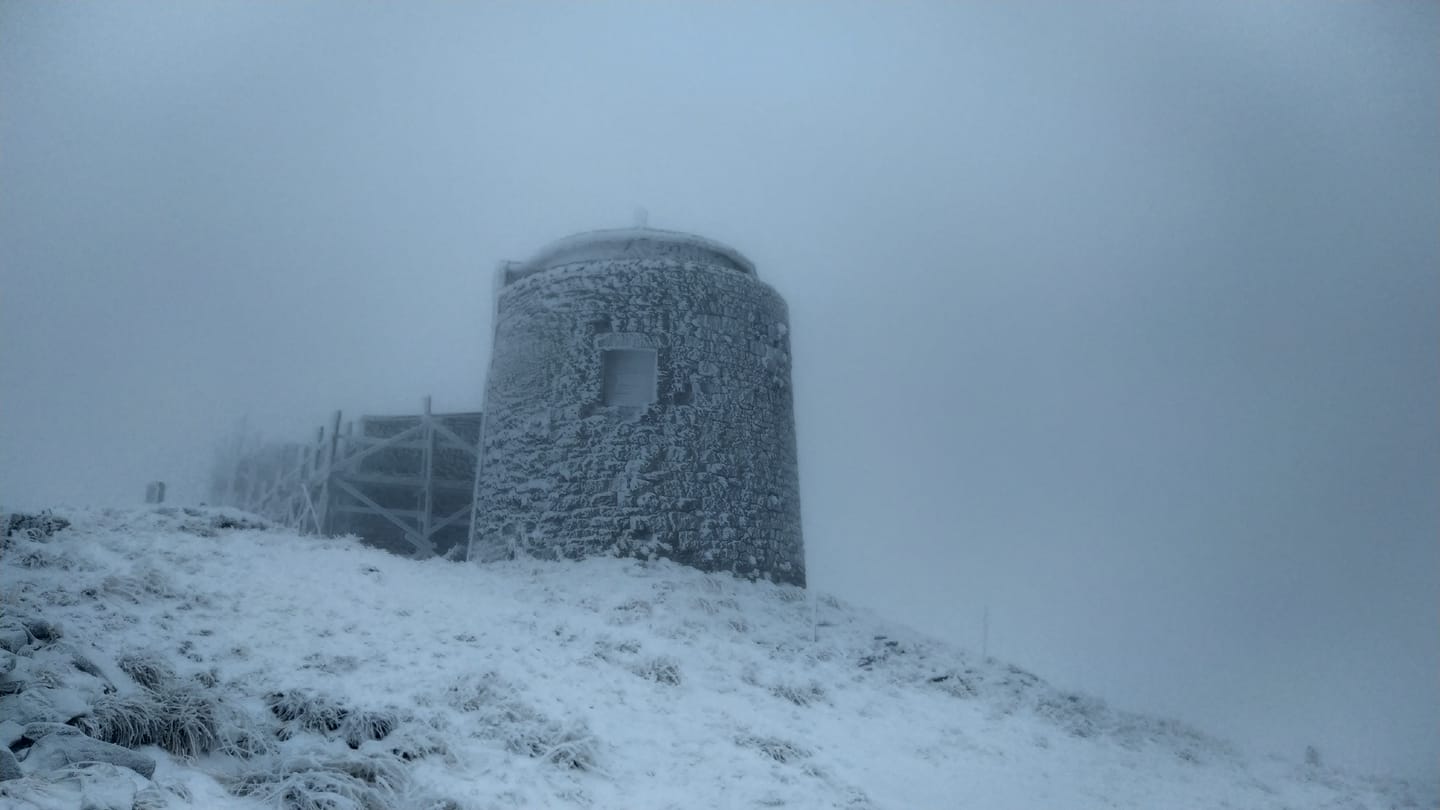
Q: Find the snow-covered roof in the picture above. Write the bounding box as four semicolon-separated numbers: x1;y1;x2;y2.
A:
501;227;757;286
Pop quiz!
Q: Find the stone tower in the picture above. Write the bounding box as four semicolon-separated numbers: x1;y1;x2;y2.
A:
469;227;804;586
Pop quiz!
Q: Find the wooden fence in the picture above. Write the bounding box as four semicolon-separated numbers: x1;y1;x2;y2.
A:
223;397;482;559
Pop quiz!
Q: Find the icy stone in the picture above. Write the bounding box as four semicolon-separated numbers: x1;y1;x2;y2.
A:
20;620;62;646
0;720;23;749
0;747;20;781
21;732;156;779
20;722;80;741
0;685;94;728
0;621;28;654
3;762;144;810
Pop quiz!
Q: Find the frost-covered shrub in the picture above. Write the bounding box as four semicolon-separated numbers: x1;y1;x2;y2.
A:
770;680;826;707
735;734;810;764
100;568;176;604
13;548;70;569
301;653;360;675
608;598;652;625
79;680;271;758
267;690;400;750
774;587;807;603
80;690;215;756
1034;692;1108;739
443;672;509;715
632;656;682;686
446;672;597;770
229;752;406;810
268;690;350;735
928;670;980;699
382;723;450;763
4;511;71;540
511;717;597;770
117;652;177;691
342;709;400;750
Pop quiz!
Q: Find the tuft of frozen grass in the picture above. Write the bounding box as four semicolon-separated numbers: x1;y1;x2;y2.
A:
4;510;71;540
633;655;683;686
927;669;980;699
445;672;598;770
81;689;222;757
229;752;407;810
735;734;811;764
769;680;826;707
342;709;401;750
117;652;178;691
266;690;401;750
381;722;451;764
79;678;272;759
268;690;351;735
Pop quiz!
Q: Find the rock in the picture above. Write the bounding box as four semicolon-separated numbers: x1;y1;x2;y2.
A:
133;783;173;809
20;732;156;779
20;620;61;645
20;722;81;741
2;762;145;810
0;622;28;654
0;747;20;781
0;672;24;696
0;719;23;749
0;688;90;727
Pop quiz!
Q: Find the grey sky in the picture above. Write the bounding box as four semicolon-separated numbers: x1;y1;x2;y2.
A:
2;0;1436;779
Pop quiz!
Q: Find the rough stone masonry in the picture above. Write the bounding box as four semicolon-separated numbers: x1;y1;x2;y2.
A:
470;227;805;586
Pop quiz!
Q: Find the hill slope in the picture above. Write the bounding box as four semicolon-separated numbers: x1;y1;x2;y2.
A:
0;508;1431;809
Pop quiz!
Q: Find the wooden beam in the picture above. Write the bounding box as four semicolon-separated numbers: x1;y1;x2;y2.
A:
333;478;433;557
465;410;487;563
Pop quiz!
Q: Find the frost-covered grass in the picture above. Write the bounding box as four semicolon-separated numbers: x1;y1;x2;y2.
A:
0;506;1433;809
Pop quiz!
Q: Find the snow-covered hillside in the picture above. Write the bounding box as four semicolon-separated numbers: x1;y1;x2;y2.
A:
0;508;1431;809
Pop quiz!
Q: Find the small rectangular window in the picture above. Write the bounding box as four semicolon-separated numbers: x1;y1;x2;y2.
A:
602;348;657;406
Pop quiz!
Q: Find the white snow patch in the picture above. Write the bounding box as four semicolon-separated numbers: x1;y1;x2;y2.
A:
0;506;1432;809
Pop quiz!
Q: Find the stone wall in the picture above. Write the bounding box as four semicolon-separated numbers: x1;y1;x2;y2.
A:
472;244;804;586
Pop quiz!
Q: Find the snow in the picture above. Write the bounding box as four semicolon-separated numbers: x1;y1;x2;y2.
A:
1;507;1432;809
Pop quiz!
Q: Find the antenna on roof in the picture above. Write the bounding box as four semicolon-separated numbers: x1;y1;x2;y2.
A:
633;206;649;229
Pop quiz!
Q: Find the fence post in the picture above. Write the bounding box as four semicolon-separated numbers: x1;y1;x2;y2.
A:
318;410;342;535
465;410;487;562
305;426;325;533
421;396;434;552
243;461;260;510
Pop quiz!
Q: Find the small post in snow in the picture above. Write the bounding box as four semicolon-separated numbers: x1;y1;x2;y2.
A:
421;395;435;552
982;607;990;660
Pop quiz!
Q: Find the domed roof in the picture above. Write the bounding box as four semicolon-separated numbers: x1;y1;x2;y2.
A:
500;227;756;286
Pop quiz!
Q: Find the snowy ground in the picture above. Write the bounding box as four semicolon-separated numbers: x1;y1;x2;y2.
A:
0;507;1432;809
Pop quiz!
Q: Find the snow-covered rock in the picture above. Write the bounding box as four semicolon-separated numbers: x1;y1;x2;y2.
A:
21;727;157;779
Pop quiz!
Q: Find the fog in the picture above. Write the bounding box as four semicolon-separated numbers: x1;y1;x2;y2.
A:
2;1;1436;780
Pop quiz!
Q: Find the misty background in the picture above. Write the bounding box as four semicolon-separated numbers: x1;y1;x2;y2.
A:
2;0;1436;780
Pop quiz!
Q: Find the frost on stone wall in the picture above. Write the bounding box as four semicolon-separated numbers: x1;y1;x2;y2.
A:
473;233;805;586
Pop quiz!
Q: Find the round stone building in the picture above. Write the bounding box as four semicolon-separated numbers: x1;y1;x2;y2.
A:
468;227;805;586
